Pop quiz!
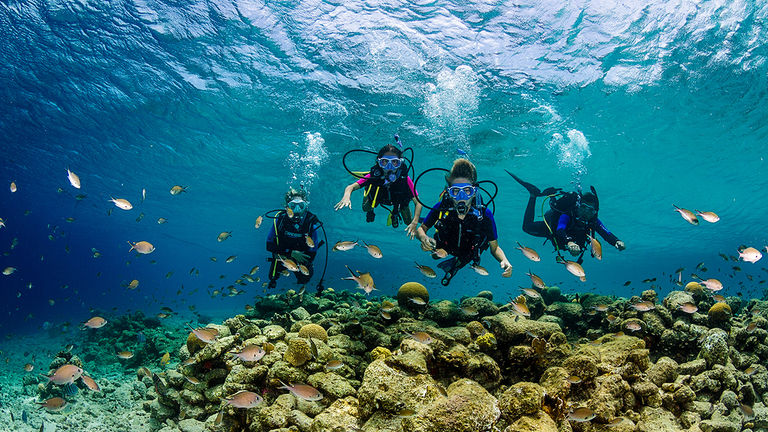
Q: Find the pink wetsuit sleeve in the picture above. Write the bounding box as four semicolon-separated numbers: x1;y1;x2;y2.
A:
356;173;372;186
406;176;417;196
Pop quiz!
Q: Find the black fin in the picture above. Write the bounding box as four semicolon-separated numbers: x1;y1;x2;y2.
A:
505;170;541;196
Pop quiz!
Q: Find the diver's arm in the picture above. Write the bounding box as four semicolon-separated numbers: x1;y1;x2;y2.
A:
488;240;512;274
334;182;362;210
416;203;439;249
405;197;423;239
595;219;624;250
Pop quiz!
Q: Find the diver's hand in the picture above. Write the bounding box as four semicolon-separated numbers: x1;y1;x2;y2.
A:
420;235;436;251
615;240;626;251
334;195;352;211
567;242;581;256
404;221;419;240
290;250;310;264
500;260;513;277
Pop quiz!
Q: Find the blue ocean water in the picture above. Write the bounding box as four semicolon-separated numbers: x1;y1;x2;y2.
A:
1;0;768;334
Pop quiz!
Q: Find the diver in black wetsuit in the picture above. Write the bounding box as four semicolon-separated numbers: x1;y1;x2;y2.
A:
507;171;625;263
416;159;512;286
266;188;322;289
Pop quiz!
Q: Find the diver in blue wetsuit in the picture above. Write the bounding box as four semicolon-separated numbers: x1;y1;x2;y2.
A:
415;159;512;286
266;188;322;289
507;171;625;263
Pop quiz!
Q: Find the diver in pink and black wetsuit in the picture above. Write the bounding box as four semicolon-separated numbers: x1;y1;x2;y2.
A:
334;143;423;239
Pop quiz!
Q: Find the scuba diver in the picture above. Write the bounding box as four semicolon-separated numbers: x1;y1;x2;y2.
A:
334;141;423;238
415;159;512;286
266;187;323;289
507;171;625;263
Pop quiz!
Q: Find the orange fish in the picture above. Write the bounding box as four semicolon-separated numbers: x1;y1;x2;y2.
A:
81;374;101;392
24;363;34;372
127;241;155;254
588;234;602;260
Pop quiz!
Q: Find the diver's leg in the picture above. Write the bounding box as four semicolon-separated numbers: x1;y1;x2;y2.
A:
362;194;375;222
399;205;413;225
268;255;281;288
506;170;541;196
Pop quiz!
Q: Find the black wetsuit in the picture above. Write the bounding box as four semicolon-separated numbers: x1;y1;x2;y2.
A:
521;193;618;252
357;165;416;225
422;199;498;285
266;211;321;285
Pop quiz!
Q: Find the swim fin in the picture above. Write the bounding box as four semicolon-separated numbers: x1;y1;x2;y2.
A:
505;170;541;196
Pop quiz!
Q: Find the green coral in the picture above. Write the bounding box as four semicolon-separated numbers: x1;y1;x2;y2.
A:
284;338;313;367
476;332;497;351
298;323;328;342
397;282;429;308
498;382;545;421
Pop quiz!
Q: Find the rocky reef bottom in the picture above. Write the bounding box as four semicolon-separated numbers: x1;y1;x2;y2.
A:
10;281;768;432
144;283;768;432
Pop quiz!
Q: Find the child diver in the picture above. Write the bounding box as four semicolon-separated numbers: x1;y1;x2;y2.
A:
266;187;323;289
334;142;423;238
507;171;625;263
415;159;512;285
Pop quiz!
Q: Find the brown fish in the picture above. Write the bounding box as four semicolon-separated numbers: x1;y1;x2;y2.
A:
127;279;139;290
471;264;489;276
694;209;719;223
631;301;655;312
678;302;698;314
170;185;187;195
520;287;541;299
409;331;433;344
110;197;133;210
332;240;358;251
127;241;155;254
510;298;531;317
560;259;586;280
625;322;642;332
117;351;134;359
45;364;83;385
673;205;699;225
746;322;758;333
66;168;81;189
82;316;107;329
254;215;263;229
217;231;232;242
81;374;101;392
695;276;723;292
409;296;427;306
223;390;263;408
278;381;323;401
9;182;17;193
36;397;67;412
230;345;266;362
277;255;299;272
187;324;219;344
568;407;596;422
415;262;437;278
516;242;541;262
526;271;546;289
24;363;34;372
342;265;376;294
362;241;383;258
592;304;609;312
738;247;762;263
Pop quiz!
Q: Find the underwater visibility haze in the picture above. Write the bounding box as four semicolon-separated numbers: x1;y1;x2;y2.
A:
1;0;768;431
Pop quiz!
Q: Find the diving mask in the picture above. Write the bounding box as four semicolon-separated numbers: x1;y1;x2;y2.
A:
287;198;308;216
448;183;476;215
447;183;476;201
377;156;403;170
577;202;597;221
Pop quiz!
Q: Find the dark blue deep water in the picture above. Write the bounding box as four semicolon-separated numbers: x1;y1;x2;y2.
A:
2;0;768;334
